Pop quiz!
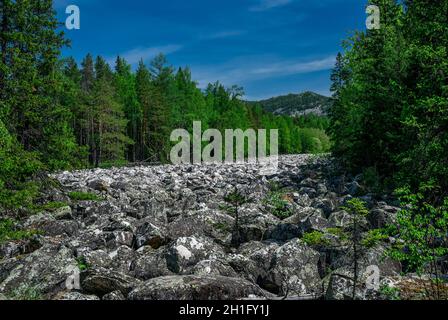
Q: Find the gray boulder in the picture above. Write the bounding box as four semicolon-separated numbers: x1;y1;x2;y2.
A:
266;239;322;297
165;236;225;274
128;275;268;300
81;268;141;296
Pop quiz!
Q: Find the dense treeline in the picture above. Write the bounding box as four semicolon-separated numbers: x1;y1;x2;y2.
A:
0;0;329;209
63;54;331;166
329;0;448;278
329;0;448;200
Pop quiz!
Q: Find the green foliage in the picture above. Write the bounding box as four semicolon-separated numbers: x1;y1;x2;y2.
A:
329;0;448;198
68;192;101;201
263;183;294;219
212;222;231;233
35;202;70;212
302;231;331;246
76;256;89;272
0;219;40;245
326;227;349;241
387;184;448;275
361;229;389;248
222;187;251;248
342;198;369;218
379;284;401;301
361;167;383;194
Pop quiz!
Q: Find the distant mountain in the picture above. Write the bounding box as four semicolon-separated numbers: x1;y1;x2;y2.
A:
249;91;332;117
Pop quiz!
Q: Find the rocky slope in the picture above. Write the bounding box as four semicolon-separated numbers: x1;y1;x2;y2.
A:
0;155;406;300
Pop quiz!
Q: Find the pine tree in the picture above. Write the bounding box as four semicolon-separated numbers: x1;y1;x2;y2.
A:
114;56;142;162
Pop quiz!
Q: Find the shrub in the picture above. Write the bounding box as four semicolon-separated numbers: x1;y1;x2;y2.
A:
362;229;389;248
0;219;40;245
68;191;101;201
387;184;448;300
262;183;294;220
76;256;89;271
302;231;331;246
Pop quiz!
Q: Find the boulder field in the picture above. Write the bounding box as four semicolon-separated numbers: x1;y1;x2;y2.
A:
0;155;404;300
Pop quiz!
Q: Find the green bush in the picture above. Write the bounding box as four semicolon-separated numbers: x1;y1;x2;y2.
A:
76;256;89;271
0;219;40;245
68;191;101;201
0;120;42;211
302;231;331;246
361;229;389;248
387;185;448;275
379;284;401;301
263;183;294;220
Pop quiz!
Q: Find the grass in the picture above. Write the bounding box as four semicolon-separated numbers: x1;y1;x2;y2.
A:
302;231;331;246
30;201;70;213
0;219;40;245
68;191;101;201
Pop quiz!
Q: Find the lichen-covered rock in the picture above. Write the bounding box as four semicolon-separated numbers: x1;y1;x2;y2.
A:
0;245;77;298
128;275;269;300
133;247;174;280
134;218;166;249
266;239;322;297
102;290;126;300
58;291;100;300
0;155;404;300
192;259;238;277
164;236;225;274
81;268;141;296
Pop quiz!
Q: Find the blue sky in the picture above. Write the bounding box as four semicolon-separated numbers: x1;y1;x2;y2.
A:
54;0;368;100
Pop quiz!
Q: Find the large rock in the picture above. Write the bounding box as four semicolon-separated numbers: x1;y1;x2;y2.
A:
265;239;322;297
368;205;399;229
58;291;100;300
134;218;166;249
164;236;225;274
81;268;141;296
128;275;268;300
0;245;77;298
133;247;174;280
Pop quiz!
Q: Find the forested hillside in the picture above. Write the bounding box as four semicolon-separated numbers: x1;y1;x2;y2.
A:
250;91;332;117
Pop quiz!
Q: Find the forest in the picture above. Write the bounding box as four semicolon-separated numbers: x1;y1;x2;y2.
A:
0;0;330;210
0;0;447;301
328;0;447;276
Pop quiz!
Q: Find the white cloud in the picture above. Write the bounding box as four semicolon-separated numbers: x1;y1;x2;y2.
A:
106;45;182;66
191;55;336;88
202;30;247;40
249;0;293;12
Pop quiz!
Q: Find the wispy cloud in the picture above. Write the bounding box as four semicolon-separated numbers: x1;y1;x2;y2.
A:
106;45;182;66
201;30;247;40
192;55;336;88
249;0;293;12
